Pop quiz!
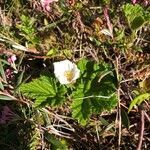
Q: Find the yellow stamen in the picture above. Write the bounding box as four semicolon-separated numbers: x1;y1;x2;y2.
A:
64;71;74;82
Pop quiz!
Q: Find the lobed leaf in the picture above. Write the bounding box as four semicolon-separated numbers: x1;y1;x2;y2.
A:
20;76;66;107
71;59;117;125
122;4;146;30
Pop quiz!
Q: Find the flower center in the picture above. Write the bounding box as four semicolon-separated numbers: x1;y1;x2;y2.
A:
64;71;74;82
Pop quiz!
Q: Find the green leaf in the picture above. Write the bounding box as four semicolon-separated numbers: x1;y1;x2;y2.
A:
71;98;91;126
45;132;68;150
144;11;150;22
0;94;16;100
128;93;150;112
91;94;117;113
71;84;91;125
116;29;125;41
0;61;7;82
34;96;48;107
99;117;109;126
20;76;66;107
17;15;39;45
77;58;88;74
122;4;146;30
47;49;57;56
0;58;10;65
71;61;117;125
16;67;25;88
20;76;56;96
131;16;145;30
139;77;150;92
122;4;144;22
121;110;130;129
0;81;4;90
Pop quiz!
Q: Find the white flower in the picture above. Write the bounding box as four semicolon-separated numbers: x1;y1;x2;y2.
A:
53;59;80;84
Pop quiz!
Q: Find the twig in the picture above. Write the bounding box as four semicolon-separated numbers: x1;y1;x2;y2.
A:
120;78;134;84
136;108;145;150
118;88;121;150
114;56;122;150
95;122;101;149
42;108;75;132
40;126;72;139
144;111;150;122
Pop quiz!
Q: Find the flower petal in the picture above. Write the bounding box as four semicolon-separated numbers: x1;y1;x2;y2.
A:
53;59;80;85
